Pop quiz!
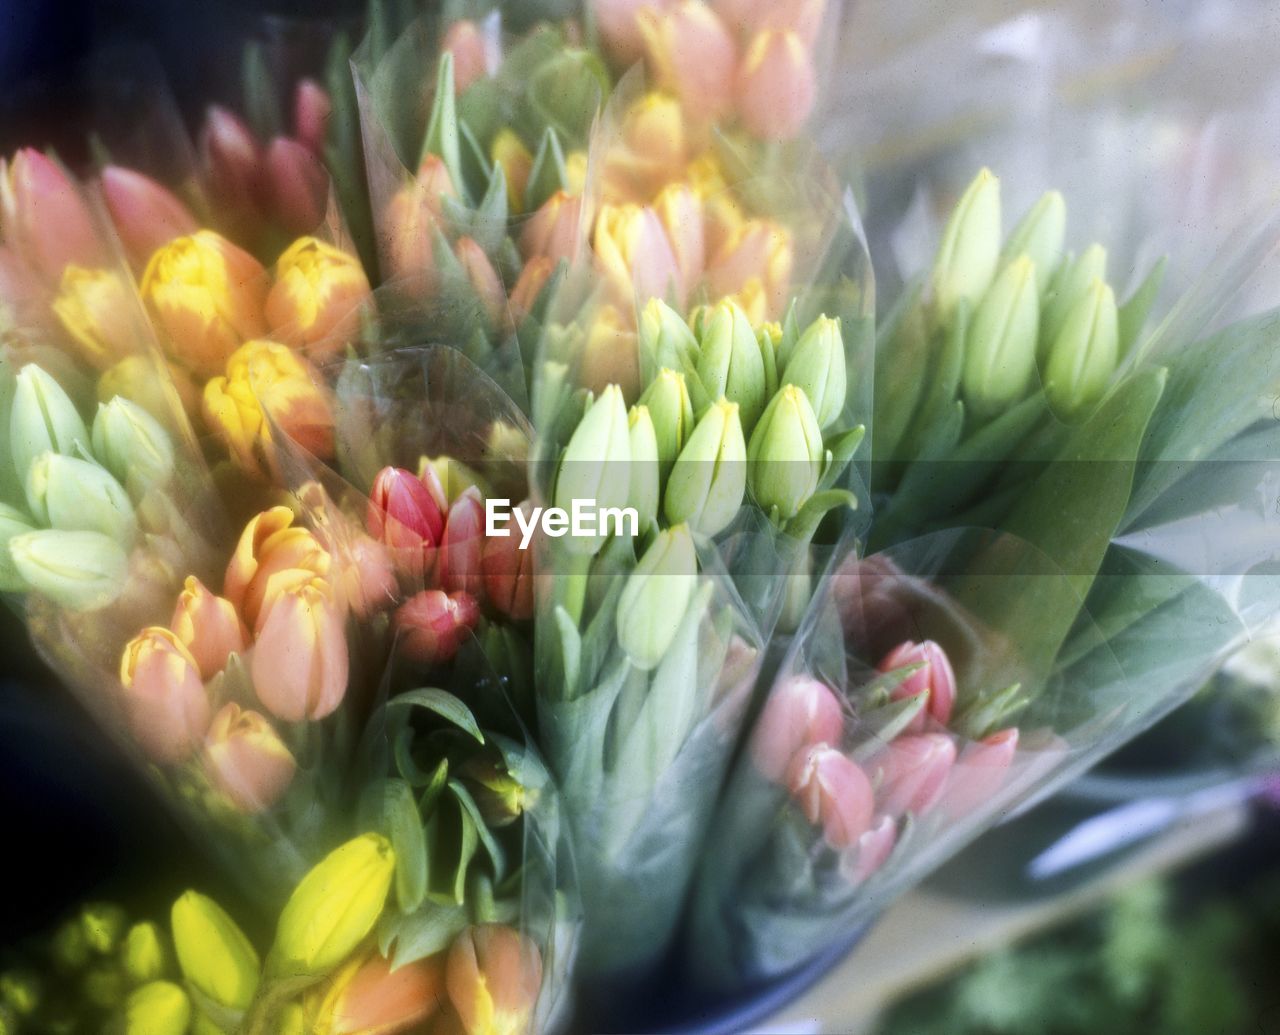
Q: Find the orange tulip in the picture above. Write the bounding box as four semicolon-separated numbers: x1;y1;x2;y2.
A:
454;237;507;329
319;952;446;1035
266;236;372;360
383;156;457;296
706;217;793;320
203;702;297;812
639;1;738;122
508;256;555;321
446;926;542;1035
250;574;348;722
223;506;332;631
119;627;211;764
519;191;582;264
341;534;398;619
170;575;250;680
443;20;492;93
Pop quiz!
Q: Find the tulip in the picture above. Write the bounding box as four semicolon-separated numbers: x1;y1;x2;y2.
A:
735;30;815;141
342;534;398;618
930;168;1001;323
490;129;533;211
446;926;542;1035
705;218;792;321
10;364;90;485
51;266;139;368
639;1;738;122
713;0;824;46
509;256;555;320
265;237;372;360
271;834;396;978
318;952;446;1035
121;922;168;985
750;674;844;781
266;138;331;237
141;230;268;377
121;982;191;1035
97;354;201;426
460;756;533;828
444;19;492;94
171;891;260;1013
100;166;199;267
604;93;689;202
169;576;249;680
696;299;766;430
202;339;335;478
652;183;707;301
0;503;35;591
1001;190;1065;281
383;190;442;296
946;727;1020;817
781;315;846;430
594;0;668;67
119;627;211;764
455;237;507;329
961;255;1040;419
876;733;957;816
554;384;632;554
251;576;348;722
395;589;481;666
23;452;135;547
438;488;487;599
223;506;331;631
787;744;874;849
520;191;583;266
0;242;52;335
580;305;641;401
82;902;128;953
617;523;696;670
746;384;823;522
1042;279;1118;417
638;367;695;476
638;298;699;379
627;405;661;530
294;79;332;155
663;398;746;536
367;466;446;583
482;502;536;621
203;703;297;814
1040;243;1107;349
0;149;103;284
200;106;262;230
8;528;127;610
594;203;683;309
841;814;897;885
878;640;958;731
92;396;176;499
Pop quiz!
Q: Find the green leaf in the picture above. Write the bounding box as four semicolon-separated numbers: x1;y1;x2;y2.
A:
525;127;568;213
241;41;282;139
381;901;469;968
449;779;508;883
1117;257;1166;357
381;779;428;913
387;688;485;743
422;53;467;203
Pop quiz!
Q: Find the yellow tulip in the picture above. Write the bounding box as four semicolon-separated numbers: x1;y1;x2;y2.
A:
171;891;261;1013
265;237;371;361
51;266;138;367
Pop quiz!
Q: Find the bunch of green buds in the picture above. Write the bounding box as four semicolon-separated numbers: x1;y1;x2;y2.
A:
0;361;177;611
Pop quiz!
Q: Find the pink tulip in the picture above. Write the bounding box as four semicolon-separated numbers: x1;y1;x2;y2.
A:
594;0;669;68
841;814;897;885
946;728;1021;817
119;627;211;765
751;675;844;781
0;244;53;334
639;1;738;122
787;744;874;849
395;590;481;666
481;502;536;621
203;703;297;813
594;203;684;309
200;106;263;228
876;733;957;816
877;639;957;732
706;218;792;319
367;467;446;584
100;166;199;268
735;30;816;141
0;149;104;285
519;190;583;264
443;20;491;93
454;237;507;329
341;534;399;619
250;576;348;722
713;0;824;48
223;507;332;631
293;79;332;155
170;575;250;680
653;182;707;304
437;488;487;600
265;137;329;237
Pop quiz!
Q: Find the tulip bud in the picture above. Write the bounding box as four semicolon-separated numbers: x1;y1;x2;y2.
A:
746;384;823;522
90;396;175;501
1001;190;1065;281
318;952;445;1035
394;589;481;666
842;814;897;885
638;299;699;379
342;534;398;619
751;674;844;781
81;902;128;954
0;503;35;591
787;744;874;849
878;640;958;731
272;834;396;979
706;218;793;322
931;168;1001;323
97;354;201;426
121;922;168;986
23;452;136;545
51;266;139;368
367;466;445;583
438;488;487;599
946;727;1019;817
460;755;535;828
9;529;128;610
293;79;332;155
626;405;661;531
781;316;847;430
265;237;372;361
594;203;683;310
0;149;103;284
171;891;260;1013
519;190;582;264
554;384;632;555
594;0;664;67
100;167;199;267
203;703;297;813
383;187;441;297
639;1;738;122
200;106;262;224
119;626;211;764
1040;243;1107;349
1042;279;1119;417
876;733;957;816
141;231;268;378
618;91;688;179
735;29;816;141
696;300;767;431
617;524;697;670
490;129;533;211
482;502;535;621
653;183;706;303
638;367;695;478
251;577;348;722
455;237;507;329
446;926;542;1035
223;507;332;630
663;398;746;536
121;982;191;1035
10;364;90;484
264;137;329;237
509;256;555;320
961;255;1040;419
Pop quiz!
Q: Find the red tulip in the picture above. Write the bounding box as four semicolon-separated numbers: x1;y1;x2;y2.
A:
437;488;487;600
367;467;447;583
394;590;481;666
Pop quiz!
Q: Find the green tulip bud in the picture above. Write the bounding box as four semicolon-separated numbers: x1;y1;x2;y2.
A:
120;923;169;986
617;524;697;670
171;892;260;1013
0;503;35;591
962;255;1040;418
663;399;747;536
1001;190;1066;280
626;406;660;531
83;965;126;1010
1040;243;1107;350
1043;279;1119;417
780;316;847;430
0;972;41;1017
747;385;824;522
638;368;694;477
92;398;175;499
931;168;1002;323
271;834;396;979
81;902;129;955
695;300;767;431
8;529;129;610
9;365;89;485
25;453;136;546
639;298;699;378
121;981;191;1035
554;384;631;554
